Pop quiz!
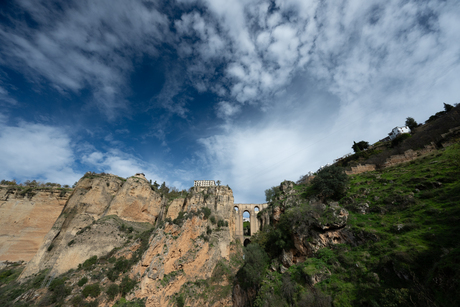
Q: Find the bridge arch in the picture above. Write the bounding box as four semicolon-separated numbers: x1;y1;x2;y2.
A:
233;203;268;245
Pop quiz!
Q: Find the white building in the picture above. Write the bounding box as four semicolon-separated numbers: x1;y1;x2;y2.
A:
389;126;411;140
194;180;216;187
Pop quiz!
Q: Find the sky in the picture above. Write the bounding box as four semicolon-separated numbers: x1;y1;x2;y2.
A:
0;0;459;203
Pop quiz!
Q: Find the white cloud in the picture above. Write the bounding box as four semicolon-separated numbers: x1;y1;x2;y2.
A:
0;119;81;184
215;101;241;119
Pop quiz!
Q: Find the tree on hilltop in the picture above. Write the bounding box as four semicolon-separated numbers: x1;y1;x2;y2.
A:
444;103;454;112
405;117;418;131
352;141;369;153
311;165;348;201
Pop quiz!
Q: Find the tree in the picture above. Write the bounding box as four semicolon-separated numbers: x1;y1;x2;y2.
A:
237;243;269;289
216;180;221;186
159;181;169;194
352;141;369;153
152;181;160;189
444;103;454;112
265;186;280;202
311;165;348;201
405;117;418;131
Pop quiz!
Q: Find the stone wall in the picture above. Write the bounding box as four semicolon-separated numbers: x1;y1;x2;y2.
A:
345;143;437;176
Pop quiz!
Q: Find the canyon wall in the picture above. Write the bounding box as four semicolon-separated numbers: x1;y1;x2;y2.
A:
0;188;71;262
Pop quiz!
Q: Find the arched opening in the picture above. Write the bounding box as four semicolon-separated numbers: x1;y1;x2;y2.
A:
244;238;251;247
254;206;259;214
233;206;239;213
243;210;250;236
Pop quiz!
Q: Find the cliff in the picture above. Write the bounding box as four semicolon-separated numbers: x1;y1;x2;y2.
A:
0;187;71;262
7;174;238;307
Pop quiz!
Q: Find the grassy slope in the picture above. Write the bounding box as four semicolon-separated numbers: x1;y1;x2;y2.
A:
251;143;460;307
319;143;460;306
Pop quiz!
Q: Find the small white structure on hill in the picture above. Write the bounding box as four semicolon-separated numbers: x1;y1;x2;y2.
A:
389;126;411;140
194;180;215;187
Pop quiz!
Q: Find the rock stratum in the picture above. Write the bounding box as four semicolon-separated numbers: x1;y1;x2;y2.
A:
0;187;71;262
4;173;238;306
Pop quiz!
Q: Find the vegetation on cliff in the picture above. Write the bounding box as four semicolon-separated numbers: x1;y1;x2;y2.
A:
238;126;460;306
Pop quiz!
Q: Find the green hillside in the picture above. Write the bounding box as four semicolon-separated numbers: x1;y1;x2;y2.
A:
237;139;460;305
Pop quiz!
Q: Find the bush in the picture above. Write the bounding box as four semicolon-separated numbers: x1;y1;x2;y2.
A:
311;165;348;200
391;133;411;148
265;186;280;202
237;243;269;289
106;283;119;301
176;293;185;307
82;255;98;270
405;117;418;131
48;277;71;303
47;243;54;252
210;216;216;225
120;276;136;297
77;276;88;287
352;140;369;153
201;207;211;219
82;283;101;298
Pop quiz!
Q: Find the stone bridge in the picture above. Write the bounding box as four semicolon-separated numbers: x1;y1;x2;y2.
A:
233;203;268;245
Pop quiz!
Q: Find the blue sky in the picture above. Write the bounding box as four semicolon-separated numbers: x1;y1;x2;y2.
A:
0;0;459;203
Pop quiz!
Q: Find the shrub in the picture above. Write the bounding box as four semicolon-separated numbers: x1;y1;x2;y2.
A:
201;207;211;219
210;216;216;225
236;243;269;289
217;219;225;227
352;140;369;153
82;255;98;270
47;243;54;252
70;294;84;307
391;133;411;148
265;186;280;202
206;226;212;235
405;117;418;131
106;269;119;282
176;294;185;307
311;165;348;200
48;277;71;303
106;283;119;301
114;257;130;273
120;276;136;297
82;283;101;298
77;276;88;287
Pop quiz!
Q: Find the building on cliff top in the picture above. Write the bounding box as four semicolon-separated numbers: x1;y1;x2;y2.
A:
389;126;411;140
194;180;215;187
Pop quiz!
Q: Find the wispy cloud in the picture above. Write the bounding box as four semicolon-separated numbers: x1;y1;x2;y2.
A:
0;86;18;105
0;0;169;118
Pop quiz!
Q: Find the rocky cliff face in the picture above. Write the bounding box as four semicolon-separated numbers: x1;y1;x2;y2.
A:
0;187;70;262
264;180;352;269
15;174;237;307
19;174;167;279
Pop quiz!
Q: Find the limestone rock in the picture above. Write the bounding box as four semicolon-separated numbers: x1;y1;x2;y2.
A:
0;188;70;262
280;249;294;268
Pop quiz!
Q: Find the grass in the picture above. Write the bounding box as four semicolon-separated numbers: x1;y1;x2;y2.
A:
249;142;460;307
317;143;460;306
